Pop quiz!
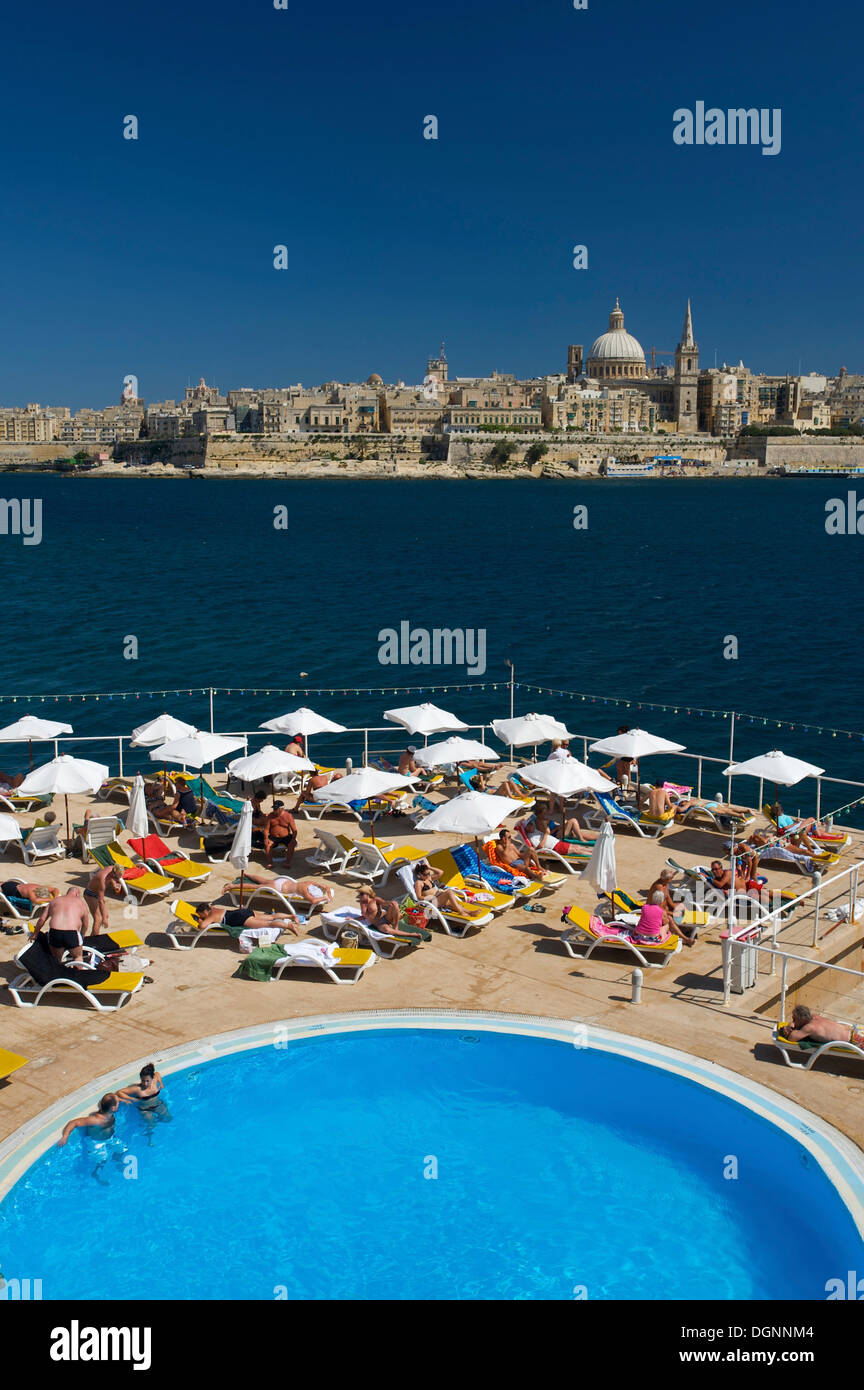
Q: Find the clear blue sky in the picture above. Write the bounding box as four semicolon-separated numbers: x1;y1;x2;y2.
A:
0;0;859;408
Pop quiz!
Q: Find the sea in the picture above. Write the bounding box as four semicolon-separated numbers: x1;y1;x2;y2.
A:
0;474;861;817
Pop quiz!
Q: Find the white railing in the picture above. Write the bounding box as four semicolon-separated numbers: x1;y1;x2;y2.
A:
723;937;864;1018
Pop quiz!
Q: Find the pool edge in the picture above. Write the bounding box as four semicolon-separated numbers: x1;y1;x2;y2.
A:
1;1007;863;1242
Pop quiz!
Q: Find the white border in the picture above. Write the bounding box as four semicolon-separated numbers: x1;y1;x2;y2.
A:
1;1008;863;1241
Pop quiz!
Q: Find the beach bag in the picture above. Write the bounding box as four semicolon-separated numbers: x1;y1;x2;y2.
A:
399;895;429;930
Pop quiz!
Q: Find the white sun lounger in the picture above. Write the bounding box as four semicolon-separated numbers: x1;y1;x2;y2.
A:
268;939;377;984
6;969;144;1010
20;825;65;866
320;907;419;959
560;905;682;969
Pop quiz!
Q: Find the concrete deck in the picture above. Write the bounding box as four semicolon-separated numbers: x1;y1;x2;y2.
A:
1;783;862;1152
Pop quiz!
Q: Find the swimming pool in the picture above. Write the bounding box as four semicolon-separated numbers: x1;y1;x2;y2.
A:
1;1016;862;1300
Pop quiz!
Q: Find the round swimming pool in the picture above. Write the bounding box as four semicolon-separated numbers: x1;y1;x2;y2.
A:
1;1022;861;1300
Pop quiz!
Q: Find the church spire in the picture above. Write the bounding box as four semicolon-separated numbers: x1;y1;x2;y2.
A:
681;298;695;349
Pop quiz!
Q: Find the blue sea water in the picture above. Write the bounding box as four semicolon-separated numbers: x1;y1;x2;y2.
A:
0;1029;860;1301
0;476;860;813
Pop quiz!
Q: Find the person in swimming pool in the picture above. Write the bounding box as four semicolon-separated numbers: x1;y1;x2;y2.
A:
84;865;125;932
117;1063;171;1135
58;1093;126;1180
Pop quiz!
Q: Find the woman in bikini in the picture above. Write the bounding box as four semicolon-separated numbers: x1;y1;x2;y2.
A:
227;871;335;906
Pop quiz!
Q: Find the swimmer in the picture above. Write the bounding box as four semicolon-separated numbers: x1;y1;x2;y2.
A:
117;1062;171;1139
57;1093;125;1182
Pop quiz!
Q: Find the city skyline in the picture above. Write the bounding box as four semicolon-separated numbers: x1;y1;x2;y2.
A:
0;0;861;408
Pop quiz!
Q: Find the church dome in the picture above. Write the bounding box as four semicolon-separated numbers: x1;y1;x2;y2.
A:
586;300;646;378
366;373;384;387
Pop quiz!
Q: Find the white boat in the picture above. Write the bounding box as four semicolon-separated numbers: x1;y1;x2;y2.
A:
606;457;655;477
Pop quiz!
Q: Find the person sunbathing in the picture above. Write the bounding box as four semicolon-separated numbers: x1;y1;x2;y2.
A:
398;746;421;776
227;871;335;906
284;737;305;759
524;804;594;856
486;828;547;880
146;783;187;826
647;782;694;818
1;877;59;905
412;861;479;916
779;1004;864;1049
709;859;747;894
770;803;829;839
192;902;299;939
357;889;405;935
0;769;25;791
469;772;527;799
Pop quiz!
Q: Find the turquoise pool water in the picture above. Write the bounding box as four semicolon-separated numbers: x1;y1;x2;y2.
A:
1;1027;861;1300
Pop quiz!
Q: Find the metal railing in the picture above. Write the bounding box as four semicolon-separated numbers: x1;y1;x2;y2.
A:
26;724;864;818
722;936;864;1017
721;857;864;961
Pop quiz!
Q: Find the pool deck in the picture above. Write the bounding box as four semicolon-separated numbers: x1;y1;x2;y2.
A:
1;784;863;1151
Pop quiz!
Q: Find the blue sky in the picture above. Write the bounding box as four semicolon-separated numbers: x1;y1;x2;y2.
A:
0;0;859;407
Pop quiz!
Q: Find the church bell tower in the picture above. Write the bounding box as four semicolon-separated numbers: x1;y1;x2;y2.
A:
674;299;699;433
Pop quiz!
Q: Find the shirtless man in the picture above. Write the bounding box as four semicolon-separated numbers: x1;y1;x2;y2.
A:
57;1093;126;1181
0;877;58;905
146;783;187;826
779;1004;864;1049
33;888;91;959
495;828;545;876
84;864;125;931
58;1093;120;1147
398;746;421;776
647;869;680;914
646;782;694;818
260;801;297;868
709;859;747;894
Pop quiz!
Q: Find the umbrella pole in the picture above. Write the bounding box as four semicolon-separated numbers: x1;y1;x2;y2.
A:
238;870;244;907
29;739;33;772
64;793;70;851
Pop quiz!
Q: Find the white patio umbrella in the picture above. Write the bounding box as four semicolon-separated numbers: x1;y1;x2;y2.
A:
722;749;825;823
579;821;617;894
518;758;616;797
149;730;247;814
125;774;149;845
414;789;524;838
18;753;110;844
0;714;74;770
491;713;573;747
414;736;499;769
312;767;417;844
130;713;196;747
227;745;315;780
228;800;254;904
383;703;469;742
588;727;686;800
260;706;347;763
0;813;23;853
131;713;198;787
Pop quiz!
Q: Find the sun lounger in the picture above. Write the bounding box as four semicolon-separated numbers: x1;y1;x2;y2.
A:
308;829;368;875
350;838;429;885
0;1049;28;1082
89;842;174;903
675;800;755;833
599;887;709;929
560;903;682;969
95;777;135;803
320;906;423;958
73;815;125;863
482;838;566;892
7;934;144;1010
265;938;377;983
394;866;494;937
584;791;673;840
513;818;590;874
425;848;516;911
771;1021;864;1071
448;842;543;902
0;792;52;814
164;898;293;951
0;877;42;923
762;805;851;849
19;824;64;866
128;834;211;886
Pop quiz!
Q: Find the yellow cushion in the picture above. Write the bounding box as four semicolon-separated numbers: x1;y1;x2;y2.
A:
0;1049;28;1079
332;948;373;966
88;973;144;993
